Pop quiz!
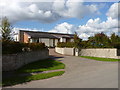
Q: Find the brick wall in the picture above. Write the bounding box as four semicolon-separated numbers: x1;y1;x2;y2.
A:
23;32;30;43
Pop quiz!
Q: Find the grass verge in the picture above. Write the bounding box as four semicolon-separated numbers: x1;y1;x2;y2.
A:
3;71;65;86
3;59;65;86
17;59;65;73
80;56;120;62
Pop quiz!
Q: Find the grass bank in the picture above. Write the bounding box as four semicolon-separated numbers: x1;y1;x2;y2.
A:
3;59;65;86
17;59;65;73
3;71;65;86
80;56;120;62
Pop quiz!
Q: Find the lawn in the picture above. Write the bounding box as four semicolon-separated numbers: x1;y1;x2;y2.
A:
3;59;65;86
80;56;120;62
3;71;65;86
17;59;65;73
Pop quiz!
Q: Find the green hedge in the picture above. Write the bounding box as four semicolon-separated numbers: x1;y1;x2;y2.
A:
2;41;46;54
112;42;120;49
57;42;75;48
57;41;120;49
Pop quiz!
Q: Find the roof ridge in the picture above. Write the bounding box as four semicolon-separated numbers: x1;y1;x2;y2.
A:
19;30;74;36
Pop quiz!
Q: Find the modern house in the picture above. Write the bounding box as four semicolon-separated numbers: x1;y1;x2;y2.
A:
19;30;74;47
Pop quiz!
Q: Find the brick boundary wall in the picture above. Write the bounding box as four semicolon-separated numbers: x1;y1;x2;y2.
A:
2;49;49;71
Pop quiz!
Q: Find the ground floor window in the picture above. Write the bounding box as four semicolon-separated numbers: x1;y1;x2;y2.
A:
29;38;39;43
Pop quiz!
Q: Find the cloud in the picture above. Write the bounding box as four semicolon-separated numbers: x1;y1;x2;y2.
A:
49;22;76;34
106;3;120;19
52;0;99;18
77;17;118;39
0;0;100;23
49;17;118;40
48;3;119;40
1;1;119;40
12;27;43;34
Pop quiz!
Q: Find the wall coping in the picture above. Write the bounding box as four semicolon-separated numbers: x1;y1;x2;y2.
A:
2;49;48;56
56;47;118;49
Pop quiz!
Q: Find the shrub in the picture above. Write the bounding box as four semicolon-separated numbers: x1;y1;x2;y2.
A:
112;42;120;49
27;43;46;51
2;41;23;54
73;32;82;48
57;42;75;48
2;41;46;54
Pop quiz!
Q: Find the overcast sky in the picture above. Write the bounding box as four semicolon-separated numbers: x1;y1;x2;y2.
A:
0;0;119;40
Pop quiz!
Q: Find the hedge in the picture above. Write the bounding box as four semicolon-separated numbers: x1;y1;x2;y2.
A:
2;41;46;54
57;42;120;49
57;42;75;48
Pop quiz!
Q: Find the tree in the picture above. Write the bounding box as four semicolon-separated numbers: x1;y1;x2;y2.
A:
88;32;111;48
1;17;13;42
110;33;120;43
110;33;120;48
73;32;82;48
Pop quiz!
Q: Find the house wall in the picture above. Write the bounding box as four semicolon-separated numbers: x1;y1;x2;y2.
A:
40;38;50;46
39;38;54;47
19;31;74;47
55;39;59;46
19;31;30;43
60;38;62;42
60;38;66;42
31;38;73;47
23;33;30;43
3;49;49;71
29;38;33;43
19;31;24;42
49;39;54;47
14;34;19;42
70;39;74;42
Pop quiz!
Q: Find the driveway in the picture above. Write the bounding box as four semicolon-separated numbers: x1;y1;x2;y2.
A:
5;49;118;88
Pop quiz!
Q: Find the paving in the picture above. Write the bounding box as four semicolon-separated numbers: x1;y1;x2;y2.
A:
4;48;118;88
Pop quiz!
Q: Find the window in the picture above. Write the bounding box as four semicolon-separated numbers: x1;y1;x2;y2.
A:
66;38;70;42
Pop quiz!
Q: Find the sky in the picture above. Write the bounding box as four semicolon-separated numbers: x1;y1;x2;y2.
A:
0;0;119;40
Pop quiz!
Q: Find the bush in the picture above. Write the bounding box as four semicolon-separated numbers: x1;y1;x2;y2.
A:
112;42;120;49
27;43;46;51
57;42;75;48
2;41;46;54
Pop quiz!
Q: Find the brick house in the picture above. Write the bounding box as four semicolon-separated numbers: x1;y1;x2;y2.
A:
19;30;74;47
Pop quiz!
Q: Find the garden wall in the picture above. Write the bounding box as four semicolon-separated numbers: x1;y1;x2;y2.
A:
3;49;49;71
55;47;120;59
55;47;75;56
79;48;120;59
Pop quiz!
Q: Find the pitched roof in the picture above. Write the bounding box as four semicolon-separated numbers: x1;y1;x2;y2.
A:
20;30;74;39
